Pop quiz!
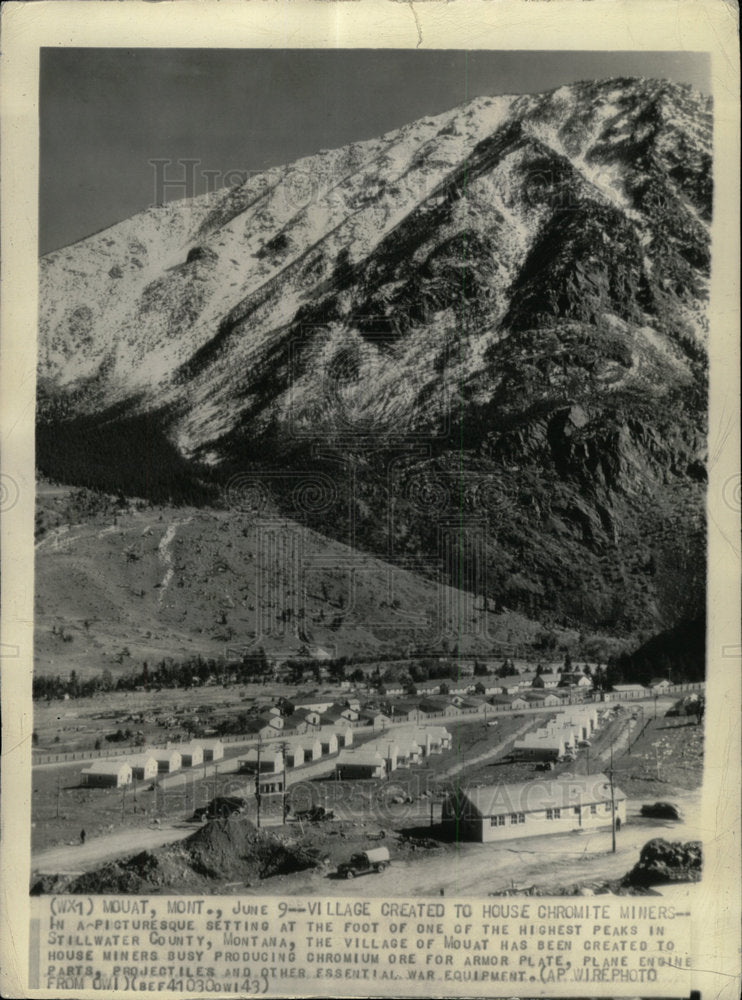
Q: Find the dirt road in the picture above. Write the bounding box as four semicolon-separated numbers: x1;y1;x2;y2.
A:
31;823;196;875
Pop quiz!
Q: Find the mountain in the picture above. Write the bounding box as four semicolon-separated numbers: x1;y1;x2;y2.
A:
37;77;711;638
34;482;556;678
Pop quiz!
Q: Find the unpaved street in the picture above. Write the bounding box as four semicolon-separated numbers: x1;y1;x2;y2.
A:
31;823;196;876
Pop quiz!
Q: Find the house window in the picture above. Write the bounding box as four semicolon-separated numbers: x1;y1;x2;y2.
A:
546;808;561;820
590;804;597;815
490;815;506;827
574;806;581;815
604;802;612;812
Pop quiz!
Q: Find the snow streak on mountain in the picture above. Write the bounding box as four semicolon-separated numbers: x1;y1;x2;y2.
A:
38;78;711;636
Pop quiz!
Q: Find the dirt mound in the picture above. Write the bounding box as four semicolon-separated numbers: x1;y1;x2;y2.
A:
184;815;320;881
622;838;702;888
32;816;323;894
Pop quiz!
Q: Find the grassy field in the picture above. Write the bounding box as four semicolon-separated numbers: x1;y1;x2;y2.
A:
610;714;704;796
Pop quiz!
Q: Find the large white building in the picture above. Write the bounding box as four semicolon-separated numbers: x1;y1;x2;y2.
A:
512;732;566;761
442;774;626;842
81;760;132;788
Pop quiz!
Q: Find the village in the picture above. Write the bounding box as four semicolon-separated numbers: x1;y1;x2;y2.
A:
30;660;704;895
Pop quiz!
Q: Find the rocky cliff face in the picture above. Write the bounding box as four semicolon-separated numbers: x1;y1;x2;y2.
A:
37;77;711;637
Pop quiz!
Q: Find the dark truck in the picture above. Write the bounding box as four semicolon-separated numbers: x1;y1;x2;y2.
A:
337;846;390;879
294;805;334;822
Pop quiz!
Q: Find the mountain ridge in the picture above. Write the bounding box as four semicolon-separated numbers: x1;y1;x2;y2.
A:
38;76;711;638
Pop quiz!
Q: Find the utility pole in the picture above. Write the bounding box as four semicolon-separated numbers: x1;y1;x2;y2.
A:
280;742;288;824
609;744;616;854
255;739;262;829
121;782;126;823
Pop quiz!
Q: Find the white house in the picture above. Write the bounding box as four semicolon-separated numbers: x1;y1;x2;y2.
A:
152;750;182;774
129;755;158;781
319;732;339;756
649;678;672;691
198;739;224;761
238;747;284;773
335;750;386;780
292;696;335;714
533;671;560;689
81;760;132;788
180;743;204;768
292;707;321;728
427;726;452;751
395;736;423;767
364;736;399;772
611;684;647;697
285;744;304;768
498;675;523;695
297;737;322;762
329;726;353;748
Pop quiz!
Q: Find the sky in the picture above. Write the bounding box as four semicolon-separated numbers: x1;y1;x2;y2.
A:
39;48;711;254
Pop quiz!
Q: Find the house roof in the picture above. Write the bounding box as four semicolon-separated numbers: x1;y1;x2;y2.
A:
419;697;453;711
242;718;273;734
292;706;320;719
514;733;564;749
612;684;647;692
454;774;625;817
336;750;384;767
82;760;131;774
649;678;671;686
295;737;322;751
128;754;157;766
241;746;283;760
387;700;419;714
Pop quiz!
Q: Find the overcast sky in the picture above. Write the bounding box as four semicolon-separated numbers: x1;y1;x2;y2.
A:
40;49;710;254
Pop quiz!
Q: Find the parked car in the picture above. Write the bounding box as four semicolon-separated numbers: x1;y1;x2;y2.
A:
578;739;591;748
640;801;683;820
337;846;390;879
535;761;554;771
